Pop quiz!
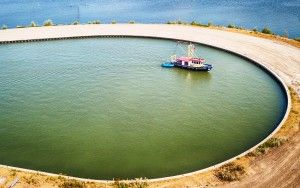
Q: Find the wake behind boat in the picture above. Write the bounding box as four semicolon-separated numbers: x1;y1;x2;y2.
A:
161;42;213;71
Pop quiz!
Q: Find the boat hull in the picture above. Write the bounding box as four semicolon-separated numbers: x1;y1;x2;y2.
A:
174;63;213;71
161;62;175;68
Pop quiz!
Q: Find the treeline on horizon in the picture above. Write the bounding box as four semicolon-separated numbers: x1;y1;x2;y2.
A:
1;19;299;42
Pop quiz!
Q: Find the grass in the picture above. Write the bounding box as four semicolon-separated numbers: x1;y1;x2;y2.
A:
113;180;129;188
45;176;57;183
214;162;245;182
88;20;101;24
245;137;285;157
9;169;17;177
113;178;148;188
246;137;284;156
24;175;39;186
167;20;189;25
167;20;285;39
59;179;85;188
168;20;212;27
168;20;282;35
255;137;284;155
190;21;209;27
226;24;244;29
55;176;85;188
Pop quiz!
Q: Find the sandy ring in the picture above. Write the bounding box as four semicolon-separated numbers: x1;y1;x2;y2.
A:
0;24;298;183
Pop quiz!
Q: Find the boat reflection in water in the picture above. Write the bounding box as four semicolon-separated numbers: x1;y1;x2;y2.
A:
173;68;212;85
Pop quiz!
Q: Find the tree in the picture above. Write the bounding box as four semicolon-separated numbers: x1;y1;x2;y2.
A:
30;21;37;27
43;19;54;26
72;20;80;25
1;25;8;30
261;27;272;34
227;24;235;28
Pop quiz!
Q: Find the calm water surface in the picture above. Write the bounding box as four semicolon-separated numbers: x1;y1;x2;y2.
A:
0;0;299;38
0;38;286;179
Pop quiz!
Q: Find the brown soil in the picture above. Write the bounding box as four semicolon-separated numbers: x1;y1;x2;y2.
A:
221;88;300;188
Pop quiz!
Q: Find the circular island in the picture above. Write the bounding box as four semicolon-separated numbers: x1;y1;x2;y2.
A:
0;24;299;187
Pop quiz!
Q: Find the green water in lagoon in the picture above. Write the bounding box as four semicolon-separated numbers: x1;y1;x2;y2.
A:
0;38;286;179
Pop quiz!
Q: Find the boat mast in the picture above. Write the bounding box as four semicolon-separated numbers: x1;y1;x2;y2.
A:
187;42;195;58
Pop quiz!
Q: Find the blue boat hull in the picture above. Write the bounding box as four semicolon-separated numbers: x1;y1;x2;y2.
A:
161;62;175;68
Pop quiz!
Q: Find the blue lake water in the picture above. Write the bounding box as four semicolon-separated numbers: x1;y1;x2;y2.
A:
0;0;299;38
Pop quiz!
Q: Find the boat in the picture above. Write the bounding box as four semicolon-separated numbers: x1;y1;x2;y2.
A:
163;42;213;71
161;62;175;68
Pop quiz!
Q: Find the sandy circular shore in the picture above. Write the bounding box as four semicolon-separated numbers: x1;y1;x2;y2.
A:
0;24;299;187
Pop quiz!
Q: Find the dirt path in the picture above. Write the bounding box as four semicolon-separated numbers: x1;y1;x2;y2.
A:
222;91;300;188
224;132;300;188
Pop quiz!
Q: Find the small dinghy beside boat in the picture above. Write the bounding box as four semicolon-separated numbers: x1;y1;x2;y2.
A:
161;62;175;68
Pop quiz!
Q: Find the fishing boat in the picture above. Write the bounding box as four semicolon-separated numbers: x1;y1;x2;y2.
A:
161;42;213;71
